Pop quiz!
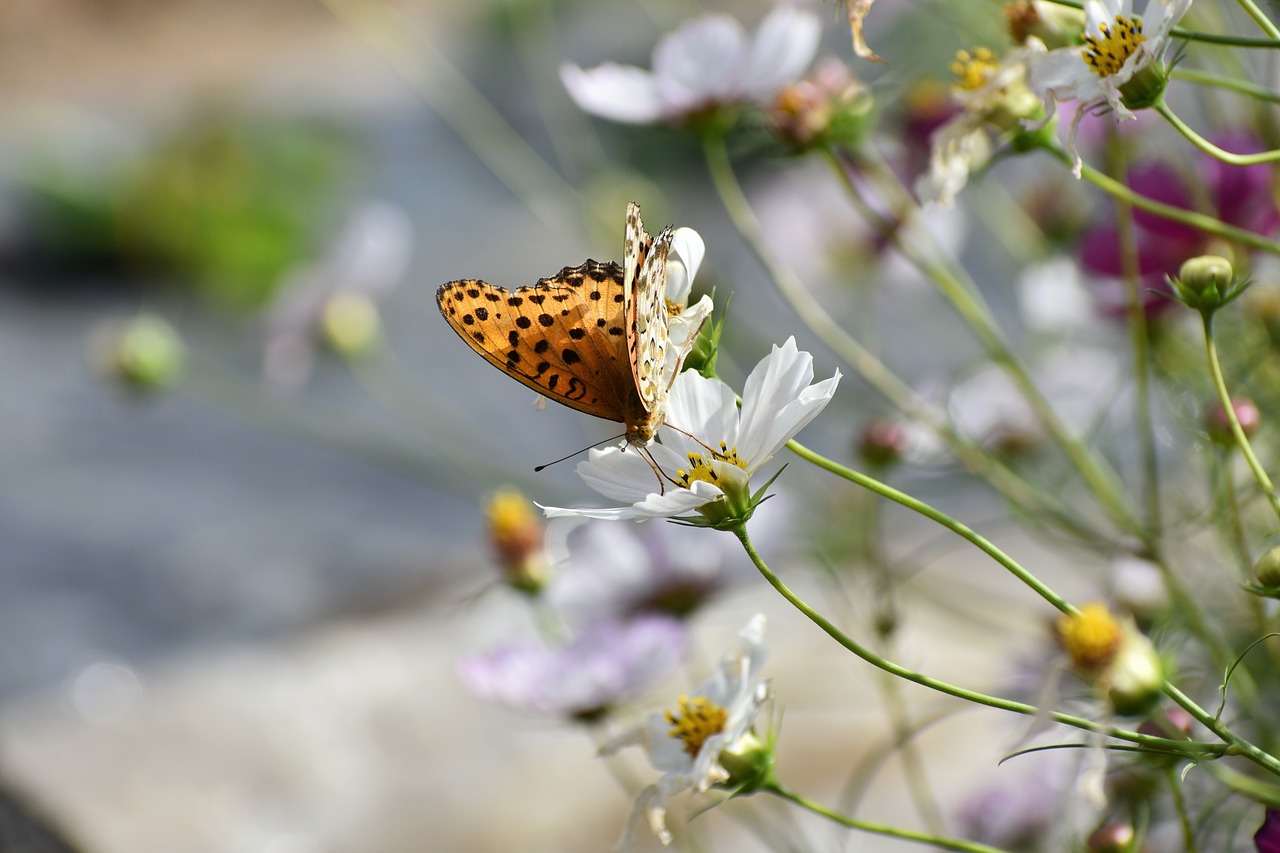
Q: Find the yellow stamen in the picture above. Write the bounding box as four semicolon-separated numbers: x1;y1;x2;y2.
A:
665;694;729;757
1081;14;1146;78
950;47;999;91
1058;603;1124;672
674;446;746;489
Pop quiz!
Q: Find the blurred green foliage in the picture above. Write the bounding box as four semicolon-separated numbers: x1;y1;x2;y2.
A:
17;114;351;312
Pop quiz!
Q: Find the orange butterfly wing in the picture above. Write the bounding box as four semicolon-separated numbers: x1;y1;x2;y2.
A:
436;260;648;427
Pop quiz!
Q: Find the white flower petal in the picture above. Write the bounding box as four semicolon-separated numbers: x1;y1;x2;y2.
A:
652;14;750;110
739;6;822;98
665;370;739;453
737;337;816;461
665;227;705;306
560;62;667;124
917;119;992;207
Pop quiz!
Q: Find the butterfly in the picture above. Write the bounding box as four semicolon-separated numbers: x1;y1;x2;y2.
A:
436;203;711;448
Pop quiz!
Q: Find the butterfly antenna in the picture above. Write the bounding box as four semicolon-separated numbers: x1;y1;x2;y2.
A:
662;421;721;459
534;433;626;472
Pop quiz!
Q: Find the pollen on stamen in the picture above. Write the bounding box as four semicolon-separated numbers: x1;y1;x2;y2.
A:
949;47;999;91
664;694;729;757
1081;14;1145;78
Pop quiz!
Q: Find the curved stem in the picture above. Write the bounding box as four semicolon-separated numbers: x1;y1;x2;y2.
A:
785;439;1075;614
1046;148;1280;257
832;148;1141;537
759;449;1280;777
766;783;1014;853
1157;101;1280;166
699;133;1102;542
1171;67;1280;105
1234;0;1280;40
1201;313;1280;524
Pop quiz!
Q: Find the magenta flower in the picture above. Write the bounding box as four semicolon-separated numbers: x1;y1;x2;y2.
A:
1078;138;1280;320
1257;808;1280;853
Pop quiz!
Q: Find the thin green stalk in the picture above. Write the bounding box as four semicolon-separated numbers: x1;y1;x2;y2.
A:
1201;313;1280;524
1047;148;1280;258
787;439;1074;613
1108;153;1161;537
1171;67;1280;105
1167;765;1200;853
766;783;1013;853
1161;680;1280;777
833;148;1141;537
768;446;1280;777
730;522;1219;757
1234;0;1280;39
1157;101;1280;166
699;133;1102;543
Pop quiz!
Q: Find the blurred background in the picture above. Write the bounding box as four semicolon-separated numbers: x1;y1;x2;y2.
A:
0;0;1191;850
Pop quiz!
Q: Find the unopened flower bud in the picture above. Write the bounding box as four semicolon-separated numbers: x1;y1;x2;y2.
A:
858;418;908;469
1087;823;1136;853
1205;396;1260;446
1137;706;1194;740
94;313;184;392
1254;547;1280;589
1105;626;1164;716
320;291;380;356
1170;255;1249;315
485;488;548;593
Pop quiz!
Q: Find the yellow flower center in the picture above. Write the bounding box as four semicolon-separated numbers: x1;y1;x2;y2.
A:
674;444;747;490
665;694;728;757
485;488;538;541
950;48;999;91
1058;602;1123;671
1081;14;1146;78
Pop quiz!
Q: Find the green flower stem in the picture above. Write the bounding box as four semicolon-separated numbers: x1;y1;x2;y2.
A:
1160;680;1280;778
731;522;1220;758
1200;313;1280;524
1235;0;1280;40
830;148;1141;537
1108;155;1161;536
1039;0;1280;46
785;440;1074;613
766;782;1013;853
1157;101;1280;166
1171;67;1280;105
699;134;1101;543
773;445;1280;777
1043;146;1280;258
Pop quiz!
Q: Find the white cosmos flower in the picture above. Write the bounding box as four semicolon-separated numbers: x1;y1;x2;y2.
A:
601;614;771;849
1027;0;1192;175
560;6;821;126
541;337;840;522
